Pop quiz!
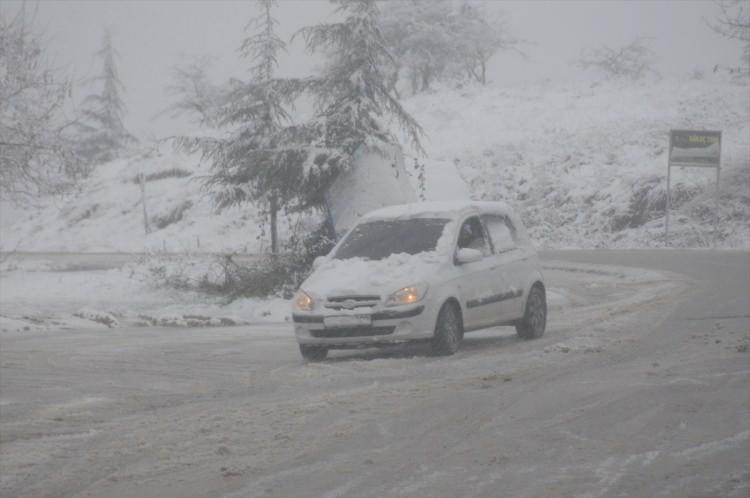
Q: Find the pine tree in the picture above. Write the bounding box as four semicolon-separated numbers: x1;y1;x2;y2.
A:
198;0;310;254
298;0;423;156
77;29;134;165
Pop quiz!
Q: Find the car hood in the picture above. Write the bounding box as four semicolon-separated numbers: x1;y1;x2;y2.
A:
302;252;446;299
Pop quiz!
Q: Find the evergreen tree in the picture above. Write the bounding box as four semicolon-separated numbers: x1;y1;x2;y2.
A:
77;29;134;165
191;0;425;255
197;0;310;254
298;0;423;156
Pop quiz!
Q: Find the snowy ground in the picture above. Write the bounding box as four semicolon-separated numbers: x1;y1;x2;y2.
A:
0;255;290;332
0;252;750;498
0;249;671;337
0;74;747;497
3;251;748;498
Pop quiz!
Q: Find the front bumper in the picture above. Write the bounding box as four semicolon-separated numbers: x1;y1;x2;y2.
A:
292;303;435;347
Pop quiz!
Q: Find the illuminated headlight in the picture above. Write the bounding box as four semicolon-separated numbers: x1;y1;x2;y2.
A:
293;290;314;312
385;284;428;307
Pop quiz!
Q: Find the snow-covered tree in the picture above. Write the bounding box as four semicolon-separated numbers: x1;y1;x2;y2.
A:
195;0;310;254
298;0;423;154
453;1;522;85
0;5;78;201
381;0;456;93
380;0;521;91
188;0;424;254
708;0;750;78
159;55;221;127
77;29;134;165
575;39;658;81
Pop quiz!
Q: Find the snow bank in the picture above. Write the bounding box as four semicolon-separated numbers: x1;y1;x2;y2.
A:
0;264;289;333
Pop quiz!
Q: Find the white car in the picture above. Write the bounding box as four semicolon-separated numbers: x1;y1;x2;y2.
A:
291;201;546;361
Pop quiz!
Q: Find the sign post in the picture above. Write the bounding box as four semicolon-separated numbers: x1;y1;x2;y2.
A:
665;129;721;247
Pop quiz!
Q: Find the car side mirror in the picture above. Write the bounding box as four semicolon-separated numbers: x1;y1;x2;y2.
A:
313;256;326;269
455;248;483;265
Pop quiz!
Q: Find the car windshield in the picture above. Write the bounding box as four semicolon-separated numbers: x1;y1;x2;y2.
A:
333;218;450;260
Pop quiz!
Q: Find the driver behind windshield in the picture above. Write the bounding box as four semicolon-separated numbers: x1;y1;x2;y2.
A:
458;218;486;251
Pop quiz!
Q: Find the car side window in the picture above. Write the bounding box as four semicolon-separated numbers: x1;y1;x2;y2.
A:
457;216;491;256
483;215;517;253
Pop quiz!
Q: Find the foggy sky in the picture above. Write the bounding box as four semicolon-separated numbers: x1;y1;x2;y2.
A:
2;0;743;139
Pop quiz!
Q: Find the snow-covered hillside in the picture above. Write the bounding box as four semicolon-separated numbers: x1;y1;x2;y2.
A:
407;76;750;248
1;76;748;252
0;144;318;253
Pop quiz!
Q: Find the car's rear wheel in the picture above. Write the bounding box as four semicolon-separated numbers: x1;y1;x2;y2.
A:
515;284;546;340
299;344;328;362
432;302;463;355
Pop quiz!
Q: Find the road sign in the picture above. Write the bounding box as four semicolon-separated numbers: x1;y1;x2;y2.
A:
665;130;721;246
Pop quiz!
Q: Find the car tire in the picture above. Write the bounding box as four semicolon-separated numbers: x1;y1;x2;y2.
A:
432;302;463;356
515;284;546;340
299;344;328;362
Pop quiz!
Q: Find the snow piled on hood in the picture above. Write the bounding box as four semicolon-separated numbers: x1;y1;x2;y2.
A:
303;217;460;298
304;249;448;298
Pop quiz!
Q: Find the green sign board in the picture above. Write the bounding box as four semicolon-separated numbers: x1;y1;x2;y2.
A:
665;129;722;246
669;129;721;167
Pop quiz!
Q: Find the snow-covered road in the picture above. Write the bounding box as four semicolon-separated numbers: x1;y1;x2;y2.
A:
1;251;748;498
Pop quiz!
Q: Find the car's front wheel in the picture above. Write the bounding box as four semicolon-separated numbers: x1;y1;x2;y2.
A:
299;344;328;362
432;302;463;355
515;284;546;340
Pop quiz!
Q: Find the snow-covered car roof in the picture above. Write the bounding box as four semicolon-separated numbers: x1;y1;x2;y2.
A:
361;200;515;221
